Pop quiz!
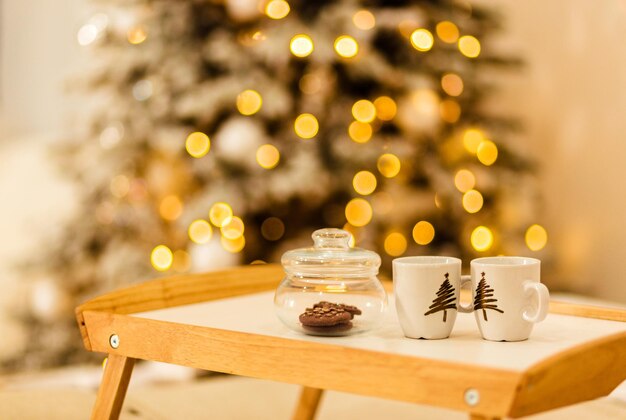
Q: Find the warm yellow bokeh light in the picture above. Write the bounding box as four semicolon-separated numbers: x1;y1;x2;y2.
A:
294;113;319;139
188;219;213;244
348;121;372;143
256;144;280;169
462;189;484;214
526;224;548;251
410;28;434;52
412;221;435;245
172;250;191;273
454;169;476;192
221;216;245;240
377;153;401;178
345;198;373;227
440;99;461;123
159;195;183;221
374;96;397;121
441;73;464;97
221;235;246;253
353;10;376;30
463;128;484;154
110;175;130;198
290;34;314;57
151;245;173;271
127;27;147;45
384;232;407;256
261;217;285;241
436;21;459;43
352;99;377;123
471;226;493;252
477;140;498;166
334;35;359;58
236;89;262;116
458;35;481;58
352;171;377;196
185;132;210;158
209;202;233;227
299;74;321;95
265;0;290;19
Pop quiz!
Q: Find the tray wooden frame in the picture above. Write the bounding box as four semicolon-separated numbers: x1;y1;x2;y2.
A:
76;264;626;420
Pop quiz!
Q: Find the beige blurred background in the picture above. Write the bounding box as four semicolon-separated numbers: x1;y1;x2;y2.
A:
1;0;625;337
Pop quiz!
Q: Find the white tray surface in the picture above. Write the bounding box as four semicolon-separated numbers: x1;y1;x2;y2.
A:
134;291;625;371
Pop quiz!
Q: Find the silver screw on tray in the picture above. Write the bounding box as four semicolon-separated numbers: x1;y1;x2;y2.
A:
109;334;120;349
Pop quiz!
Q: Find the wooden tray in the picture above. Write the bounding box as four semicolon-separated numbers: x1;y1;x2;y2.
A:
76;264;626;420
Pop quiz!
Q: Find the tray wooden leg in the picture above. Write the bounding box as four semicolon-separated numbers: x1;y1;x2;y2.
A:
292;386;324;420
91;354;135;420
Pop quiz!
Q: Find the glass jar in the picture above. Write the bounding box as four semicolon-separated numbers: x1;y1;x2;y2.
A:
274;228;387;336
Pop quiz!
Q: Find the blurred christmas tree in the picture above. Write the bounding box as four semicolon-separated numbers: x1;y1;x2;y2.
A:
6;0;549;371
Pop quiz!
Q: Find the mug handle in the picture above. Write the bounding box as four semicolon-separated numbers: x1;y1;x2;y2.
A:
522;281;550;323
458;275;473;313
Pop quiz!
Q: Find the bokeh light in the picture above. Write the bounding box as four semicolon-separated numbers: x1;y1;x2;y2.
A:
334;35;359;58
256;144;280;169
185;132;210;158
345;198;373;227
265;0;290;19
261;217;285;241
477;140;498;166
132;80;152;101
294;113;319;139
410;29;434;52
221;216;245;239
462;189;484;213
188;219;213;244
372;191;394;215
290;34;314;57
374;96;397;121
436;21;459;43
353;10;376;30
221;235;246;253
352;100;377;123
412;221;435;245
352;171;377;195
236;89;262;116
110;175;130;198
441;73;464;97
440;99;461;123
458;35;481;58
454;169;476;192
77;24;98;46
172;250;191;273
159;195;183;221
384;232;407;256
463;128;484;154
127;26;147;44
471;226;493;251
348;121;372;143
299;74;321;95
209;202;233;227
151;245;173;271
377;153;401;178
525;224;548;251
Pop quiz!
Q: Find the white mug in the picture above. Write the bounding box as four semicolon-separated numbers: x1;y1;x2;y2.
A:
393;256;472;339
470;257;549;342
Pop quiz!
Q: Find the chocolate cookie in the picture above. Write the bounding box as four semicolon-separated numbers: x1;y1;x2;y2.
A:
313;301;362;318
302;321;353;335
299;305;352;327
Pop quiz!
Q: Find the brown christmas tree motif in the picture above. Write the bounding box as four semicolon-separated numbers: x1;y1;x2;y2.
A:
473;272;504;321
424;273;457;322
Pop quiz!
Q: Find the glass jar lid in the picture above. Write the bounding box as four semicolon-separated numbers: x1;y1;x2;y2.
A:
281;228;381;278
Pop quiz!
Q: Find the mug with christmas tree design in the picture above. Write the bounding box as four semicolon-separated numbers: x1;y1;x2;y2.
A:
393;256;473;339
470;257;550;341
